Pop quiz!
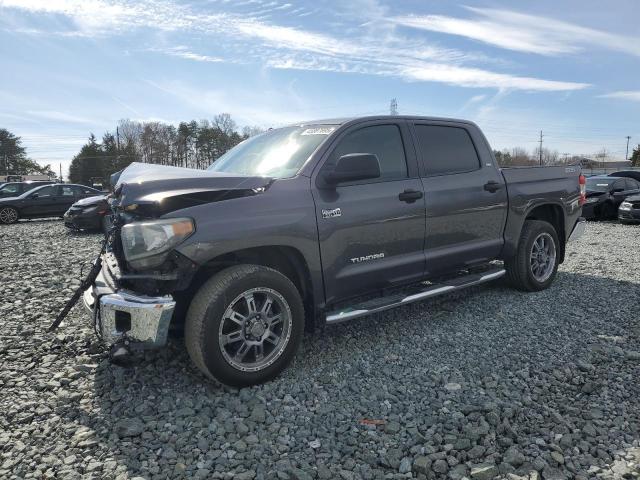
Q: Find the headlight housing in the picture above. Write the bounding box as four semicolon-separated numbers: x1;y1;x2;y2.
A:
121;217;195;269
585;197;599;204
620;201;632;210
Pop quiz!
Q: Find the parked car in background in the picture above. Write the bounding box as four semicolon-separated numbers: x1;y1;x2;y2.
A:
64;195;111;233
618;195;640;223
0;183;102;224
609;170;640;183
582;175;640;220
0;180;54;198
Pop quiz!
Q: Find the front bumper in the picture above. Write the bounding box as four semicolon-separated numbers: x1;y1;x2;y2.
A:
618;205;640;222
580;202;599;219
64;210;103;230
83;266;175;347
568;217;586;242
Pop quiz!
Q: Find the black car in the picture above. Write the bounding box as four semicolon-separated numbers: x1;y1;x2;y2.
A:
618;194;640;223
609;170;640;183
64;195;111;232
0;180;54;198
582;175;640;220
0;183;102;224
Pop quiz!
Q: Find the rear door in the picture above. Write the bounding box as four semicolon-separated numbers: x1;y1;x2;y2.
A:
312;121;426;305
55;185;80;213
411;122;508;276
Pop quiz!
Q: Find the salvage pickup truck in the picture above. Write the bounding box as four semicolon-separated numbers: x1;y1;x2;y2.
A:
83;116;586;386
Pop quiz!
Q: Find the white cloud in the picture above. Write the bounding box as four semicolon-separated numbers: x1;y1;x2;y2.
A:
26;110;95;124
393;7;640;57
0;0;591;92
149;46;223;63
598;91;640;102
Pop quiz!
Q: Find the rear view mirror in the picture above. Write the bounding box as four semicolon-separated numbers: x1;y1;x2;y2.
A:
323;153;380;186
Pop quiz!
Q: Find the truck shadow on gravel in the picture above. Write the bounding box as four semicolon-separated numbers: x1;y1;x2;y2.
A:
61;271;639;480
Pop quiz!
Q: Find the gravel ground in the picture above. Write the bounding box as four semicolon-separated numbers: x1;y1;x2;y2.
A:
1;219;639;480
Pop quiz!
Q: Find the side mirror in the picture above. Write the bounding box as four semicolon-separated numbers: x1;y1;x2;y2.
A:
323;153;380;186
31;193;39;199
612;188;624;193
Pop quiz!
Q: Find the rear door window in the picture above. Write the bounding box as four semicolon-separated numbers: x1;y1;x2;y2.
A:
414;125;481;176
33;185;56;197
625;179;639;190
61;185;75;196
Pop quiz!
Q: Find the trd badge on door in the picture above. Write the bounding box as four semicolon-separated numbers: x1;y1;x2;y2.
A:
322;208;342;219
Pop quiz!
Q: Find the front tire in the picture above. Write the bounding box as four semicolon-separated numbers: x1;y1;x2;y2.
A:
506;220;560;292
185;265;304;387
0;207;19;224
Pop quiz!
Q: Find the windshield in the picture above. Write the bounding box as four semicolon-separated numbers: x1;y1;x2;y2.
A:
586;177;615;192
208;125;336;178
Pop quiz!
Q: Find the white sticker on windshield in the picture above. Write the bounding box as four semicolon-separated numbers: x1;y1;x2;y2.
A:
301;127;336;136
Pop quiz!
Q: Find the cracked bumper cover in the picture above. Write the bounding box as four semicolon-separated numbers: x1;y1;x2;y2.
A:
83;266;175;347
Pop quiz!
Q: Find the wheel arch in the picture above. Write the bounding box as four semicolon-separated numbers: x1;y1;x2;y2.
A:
183;245;317;332
524;203;566;263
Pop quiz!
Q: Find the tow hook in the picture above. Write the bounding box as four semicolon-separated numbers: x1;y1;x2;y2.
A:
109;340;141;367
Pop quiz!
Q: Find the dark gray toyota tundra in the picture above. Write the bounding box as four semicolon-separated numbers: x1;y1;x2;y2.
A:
82;116;586;386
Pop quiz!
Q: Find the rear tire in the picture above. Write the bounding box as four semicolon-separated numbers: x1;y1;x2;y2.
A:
0;207;19;224
506;220;560;292
185;265;304;387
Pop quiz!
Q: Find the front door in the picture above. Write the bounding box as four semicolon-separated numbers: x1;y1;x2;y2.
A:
412;122;508;276
21;184;59;217
312;122;426;305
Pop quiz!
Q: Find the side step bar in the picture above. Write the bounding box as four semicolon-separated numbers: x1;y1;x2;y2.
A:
325;267;505;324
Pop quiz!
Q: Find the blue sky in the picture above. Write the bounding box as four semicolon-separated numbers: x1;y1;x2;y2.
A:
0;0;639;177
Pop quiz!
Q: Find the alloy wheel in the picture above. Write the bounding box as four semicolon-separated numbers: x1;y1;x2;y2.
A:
529;232;556;282
218;287;292;372
0;207;18;224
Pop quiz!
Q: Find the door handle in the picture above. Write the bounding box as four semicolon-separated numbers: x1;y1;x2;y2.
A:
398;189;424;203
484;181;503;193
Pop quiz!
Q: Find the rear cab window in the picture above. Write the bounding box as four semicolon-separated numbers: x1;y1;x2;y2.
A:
413;124;481;176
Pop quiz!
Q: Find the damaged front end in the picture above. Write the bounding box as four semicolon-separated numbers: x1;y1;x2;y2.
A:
76;163;273;352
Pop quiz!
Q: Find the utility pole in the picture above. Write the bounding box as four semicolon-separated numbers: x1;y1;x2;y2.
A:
59;163;62;182
538;130;544;165
116;126;120;151
626;136;631;161
390;98;398;116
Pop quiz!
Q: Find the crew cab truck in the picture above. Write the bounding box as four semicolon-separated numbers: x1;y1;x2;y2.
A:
84;116;586;387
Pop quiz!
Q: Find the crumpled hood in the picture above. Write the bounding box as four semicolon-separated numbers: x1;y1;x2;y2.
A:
73;195;107;207
112;162;273;216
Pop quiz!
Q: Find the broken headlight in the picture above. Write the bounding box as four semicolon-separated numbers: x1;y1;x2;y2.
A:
120;218;194;269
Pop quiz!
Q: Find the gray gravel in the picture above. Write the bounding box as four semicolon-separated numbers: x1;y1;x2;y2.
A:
1;219;640;480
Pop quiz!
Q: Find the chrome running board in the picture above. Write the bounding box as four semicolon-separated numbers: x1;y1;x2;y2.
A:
325;267;505;324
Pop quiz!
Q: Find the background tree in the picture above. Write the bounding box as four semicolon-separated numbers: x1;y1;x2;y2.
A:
0;128;54;177
67;114;246;186
630;144;640;167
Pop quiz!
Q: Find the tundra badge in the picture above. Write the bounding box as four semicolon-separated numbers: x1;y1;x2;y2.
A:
322;208;342;219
